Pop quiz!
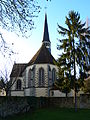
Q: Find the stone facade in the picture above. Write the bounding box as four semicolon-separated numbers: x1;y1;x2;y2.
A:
10;64;58;97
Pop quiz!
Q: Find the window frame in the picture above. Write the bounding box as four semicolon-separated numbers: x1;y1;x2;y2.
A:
16;79;22;90
52;68;56;83
39;67;44;87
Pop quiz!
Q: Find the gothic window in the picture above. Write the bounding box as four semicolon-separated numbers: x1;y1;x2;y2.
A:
52;68;56;84
48;66;52;86
28;69;34;87
48;66;52;80
16;79;21;90
39;68;44;86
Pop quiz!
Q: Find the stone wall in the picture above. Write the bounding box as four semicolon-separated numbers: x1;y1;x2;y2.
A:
80;94;90;108
48;97;74;108
10;90;24;96
0;95;90;118
0;97;29;117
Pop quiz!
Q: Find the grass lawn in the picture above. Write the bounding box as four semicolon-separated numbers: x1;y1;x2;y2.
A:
1;108;90;120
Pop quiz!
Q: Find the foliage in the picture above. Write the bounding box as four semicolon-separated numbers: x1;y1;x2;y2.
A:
56;10;90;110
0;34;15;58
0;0;41;65
0;0;41;37
57;10;90;91
55;56;73;97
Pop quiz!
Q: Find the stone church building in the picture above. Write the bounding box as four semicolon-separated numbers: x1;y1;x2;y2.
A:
10;14;58;97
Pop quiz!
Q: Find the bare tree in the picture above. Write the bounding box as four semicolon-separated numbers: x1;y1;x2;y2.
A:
0;0;40;82
0;0;41;57
0;0;40;36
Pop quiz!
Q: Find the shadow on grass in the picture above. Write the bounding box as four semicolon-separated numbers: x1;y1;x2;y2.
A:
1;108;90;120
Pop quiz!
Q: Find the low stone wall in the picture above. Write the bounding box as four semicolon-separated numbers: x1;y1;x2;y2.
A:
0;94;90;118
48;97;74;108
80;94;90;109
0;97;29;117
0;97;74;117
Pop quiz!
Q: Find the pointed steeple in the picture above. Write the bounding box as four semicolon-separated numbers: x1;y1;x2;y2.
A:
42;13;51;53
42;13;50;42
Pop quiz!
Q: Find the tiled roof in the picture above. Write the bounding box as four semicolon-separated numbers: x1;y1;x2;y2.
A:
10;45;56;77
28;44;56;65
10;63;26;77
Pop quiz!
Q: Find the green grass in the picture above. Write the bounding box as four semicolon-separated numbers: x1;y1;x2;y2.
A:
1;108;90;120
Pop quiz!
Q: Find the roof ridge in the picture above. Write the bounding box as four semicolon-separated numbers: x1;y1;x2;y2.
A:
28;45;43;65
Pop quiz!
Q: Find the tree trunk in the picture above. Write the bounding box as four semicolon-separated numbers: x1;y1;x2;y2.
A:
73;38;77;112
74;88;77;112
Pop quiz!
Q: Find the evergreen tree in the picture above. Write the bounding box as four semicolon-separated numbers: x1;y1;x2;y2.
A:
55;56;71;97
56;11;90;111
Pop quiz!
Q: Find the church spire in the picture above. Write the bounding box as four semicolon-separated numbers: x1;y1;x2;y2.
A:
42;13;51;53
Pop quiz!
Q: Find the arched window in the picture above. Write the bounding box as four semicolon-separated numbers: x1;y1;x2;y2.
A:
39;68;44;86
16;79;21;90
52;68;56;83
48;65;52;86
48;66;52;80
28;69;34;87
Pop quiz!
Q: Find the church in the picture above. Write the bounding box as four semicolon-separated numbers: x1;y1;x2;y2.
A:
10;14;58;97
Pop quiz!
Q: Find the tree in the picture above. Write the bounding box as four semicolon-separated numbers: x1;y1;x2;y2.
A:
57;11;90;111
0;0;41;36
0;0;41;57
0;0;51;38
55;57;71;97
0;77;5;89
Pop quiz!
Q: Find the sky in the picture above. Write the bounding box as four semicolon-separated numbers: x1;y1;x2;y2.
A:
0;0;90;78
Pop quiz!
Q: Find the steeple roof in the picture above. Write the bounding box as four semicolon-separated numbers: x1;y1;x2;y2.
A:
27;14;55;65
42;13;50;42
27;44;56;65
